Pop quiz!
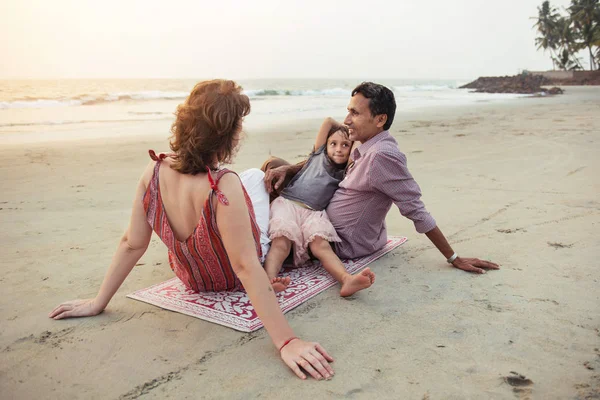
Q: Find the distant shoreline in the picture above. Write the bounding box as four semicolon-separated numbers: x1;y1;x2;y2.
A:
460;71;600;94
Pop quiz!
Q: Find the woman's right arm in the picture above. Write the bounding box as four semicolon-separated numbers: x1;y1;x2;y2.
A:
216;173;335;380
49;164;154;319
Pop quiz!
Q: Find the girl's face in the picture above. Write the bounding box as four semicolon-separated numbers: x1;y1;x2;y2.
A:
326;130;352;165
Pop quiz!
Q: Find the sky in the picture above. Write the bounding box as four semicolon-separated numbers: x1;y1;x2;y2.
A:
0;0;583;80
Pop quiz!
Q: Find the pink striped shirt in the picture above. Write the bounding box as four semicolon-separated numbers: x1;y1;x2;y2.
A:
327;130;437;258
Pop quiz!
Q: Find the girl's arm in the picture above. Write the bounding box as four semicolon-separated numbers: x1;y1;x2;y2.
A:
264;117;343;195
216;173;334;380
49;165;154;319
313;117;342;151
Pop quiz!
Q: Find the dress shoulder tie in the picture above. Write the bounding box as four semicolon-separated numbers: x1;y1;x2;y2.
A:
148;149;168;162
207;169;230;206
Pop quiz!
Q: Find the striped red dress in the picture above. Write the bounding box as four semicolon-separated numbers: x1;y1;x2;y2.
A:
143;150;263;293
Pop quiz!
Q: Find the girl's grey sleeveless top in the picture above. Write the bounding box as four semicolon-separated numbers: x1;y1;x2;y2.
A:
280;145;346;211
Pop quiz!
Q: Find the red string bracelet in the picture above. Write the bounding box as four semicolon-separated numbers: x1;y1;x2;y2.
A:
278;337;298;352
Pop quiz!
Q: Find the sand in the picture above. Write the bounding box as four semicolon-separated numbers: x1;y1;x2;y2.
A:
1;87;599;399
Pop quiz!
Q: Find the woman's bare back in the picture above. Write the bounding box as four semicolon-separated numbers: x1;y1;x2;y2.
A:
152;157;212;242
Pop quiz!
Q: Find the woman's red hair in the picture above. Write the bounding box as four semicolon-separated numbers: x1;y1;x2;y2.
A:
169;80;250;174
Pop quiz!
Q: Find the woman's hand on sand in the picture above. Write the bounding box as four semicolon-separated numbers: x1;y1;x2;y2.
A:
280;339;335;380
452;257;499;274
49;299;103;320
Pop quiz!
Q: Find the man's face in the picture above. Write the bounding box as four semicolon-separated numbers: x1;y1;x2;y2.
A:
343;93;385;143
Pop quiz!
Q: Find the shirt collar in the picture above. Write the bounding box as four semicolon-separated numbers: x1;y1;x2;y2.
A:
352;130;390;161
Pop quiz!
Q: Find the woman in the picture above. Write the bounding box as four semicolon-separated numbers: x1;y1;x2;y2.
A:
48;80;334;381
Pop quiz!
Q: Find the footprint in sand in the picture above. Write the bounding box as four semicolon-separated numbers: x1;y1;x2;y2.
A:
547;241;574;249
504;371;533;399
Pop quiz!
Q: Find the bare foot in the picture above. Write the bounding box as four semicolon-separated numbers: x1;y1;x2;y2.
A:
270;276;291;293
340;268;375;297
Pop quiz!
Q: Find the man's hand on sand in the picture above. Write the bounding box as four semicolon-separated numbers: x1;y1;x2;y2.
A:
49;298;103;319
280;339;335;380
451;257;499;274
263;166;288;194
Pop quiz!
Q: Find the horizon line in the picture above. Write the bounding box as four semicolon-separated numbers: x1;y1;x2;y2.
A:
0;76;480;81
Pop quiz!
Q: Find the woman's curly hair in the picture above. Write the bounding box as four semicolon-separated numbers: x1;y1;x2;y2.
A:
169;80;250;174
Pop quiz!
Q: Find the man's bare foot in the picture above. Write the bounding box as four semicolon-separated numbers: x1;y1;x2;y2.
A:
270;276;291;293
339;268;375;297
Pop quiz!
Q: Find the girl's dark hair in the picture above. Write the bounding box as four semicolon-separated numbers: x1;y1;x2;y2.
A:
326;124;350;141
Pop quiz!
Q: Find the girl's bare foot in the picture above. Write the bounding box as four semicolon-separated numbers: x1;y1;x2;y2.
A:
270;276;291;293
339;268;375;297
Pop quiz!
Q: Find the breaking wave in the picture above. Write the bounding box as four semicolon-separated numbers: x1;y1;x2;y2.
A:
0;83;477;110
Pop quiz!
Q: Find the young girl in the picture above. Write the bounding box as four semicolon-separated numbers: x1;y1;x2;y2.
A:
264;118;376;296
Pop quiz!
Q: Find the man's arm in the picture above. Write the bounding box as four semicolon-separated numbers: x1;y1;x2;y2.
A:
263;159;307;195
370;152;499;273
369;151;436;233
425;226;498;274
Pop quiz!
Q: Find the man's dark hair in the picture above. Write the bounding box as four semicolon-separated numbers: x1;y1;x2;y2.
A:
351;82;396;130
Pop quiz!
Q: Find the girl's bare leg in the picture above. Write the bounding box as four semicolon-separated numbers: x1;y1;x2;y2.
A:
264;236;292;292
308;237;375;297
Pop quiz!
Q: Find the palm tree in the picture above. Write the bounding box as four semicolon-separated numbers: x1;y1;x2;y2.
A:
593;7;600;68
533;1;561;69
568;0;600;70
554;48;583;69
554;16;584;69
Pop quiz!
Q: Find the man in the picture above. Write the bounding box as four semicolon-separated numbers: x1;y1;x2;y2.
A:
263;82;498;274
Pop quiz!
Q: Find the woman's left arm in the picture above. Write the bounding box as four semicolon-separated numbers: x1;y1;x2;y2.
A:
49;169;154;319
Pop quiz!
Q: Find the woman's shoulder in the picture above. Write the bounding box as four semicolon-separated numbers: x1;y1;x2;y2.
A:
213;171;250;210
215;170;243;193
140;150;171;184
139;159;157;188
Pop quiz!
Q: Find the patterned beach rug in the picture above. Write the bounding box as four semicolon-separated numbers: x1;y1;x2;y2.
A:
127;236;407;332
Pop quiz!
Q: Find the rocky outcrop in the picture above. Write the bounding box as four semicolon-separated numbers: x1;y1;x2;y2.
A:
547;87;564;95
459;74;563;95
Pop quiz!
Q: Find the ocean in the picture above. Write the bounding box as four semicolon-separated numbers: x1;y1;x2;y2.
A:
0;78;527;144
